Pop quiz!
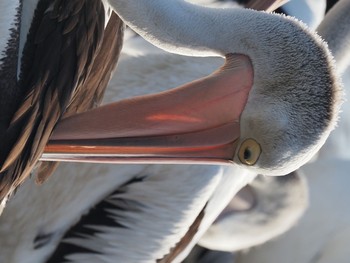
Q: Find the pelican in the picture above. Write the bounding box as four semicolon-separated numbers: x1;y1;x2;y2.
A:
0;24;307;263
0;1;124;211
0;0;336;215
41;3;343;259
0;1;343;262
38;5;342;255
0;0;339;216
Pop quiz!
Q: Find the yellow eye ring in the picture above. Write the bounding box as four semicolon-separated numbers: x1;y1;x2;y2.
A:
238;138;261;166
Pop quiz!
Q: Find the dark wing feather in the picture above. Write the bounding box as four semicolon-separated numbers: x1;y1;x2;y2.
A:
44;176;146;263
37;12;124;183
0;0;123;202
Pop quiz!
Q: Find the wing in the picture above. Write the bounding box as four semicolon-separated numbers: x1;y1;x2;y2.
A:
0;0;123;202
36;11;124;183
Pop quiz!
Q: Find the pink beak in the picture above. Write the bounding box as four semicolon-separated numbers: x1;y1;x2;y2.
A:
42;54;253;165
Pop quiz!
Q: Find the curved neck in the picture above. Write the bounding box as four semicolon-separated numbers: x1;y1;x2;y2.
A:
107;0;325;90
107;0;254;57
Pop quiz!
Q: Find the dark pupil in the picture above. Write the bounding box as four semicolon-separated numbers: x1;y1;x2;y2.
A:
244;148;252;160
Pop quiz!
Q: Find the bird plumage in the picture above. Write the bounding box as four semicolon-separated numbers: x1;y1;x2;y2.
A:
0;0;345;262
0;0;124;207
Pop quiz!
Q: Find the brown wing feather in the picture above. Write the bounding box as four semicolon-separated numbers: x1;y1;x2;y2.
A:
37;13;124;184
0;1;123;202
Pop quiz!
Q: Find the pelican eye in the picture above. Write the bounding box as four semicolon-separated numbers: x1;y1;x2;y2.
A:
238;139;261;166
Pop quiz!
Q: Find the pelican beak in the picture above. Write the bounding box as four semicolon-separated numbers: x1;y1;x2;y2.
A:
42;55;253;165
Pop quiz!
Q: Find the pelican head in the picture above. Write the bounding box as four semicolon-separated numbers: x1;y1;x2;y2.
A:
234;26;341;174
214;11;341;175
